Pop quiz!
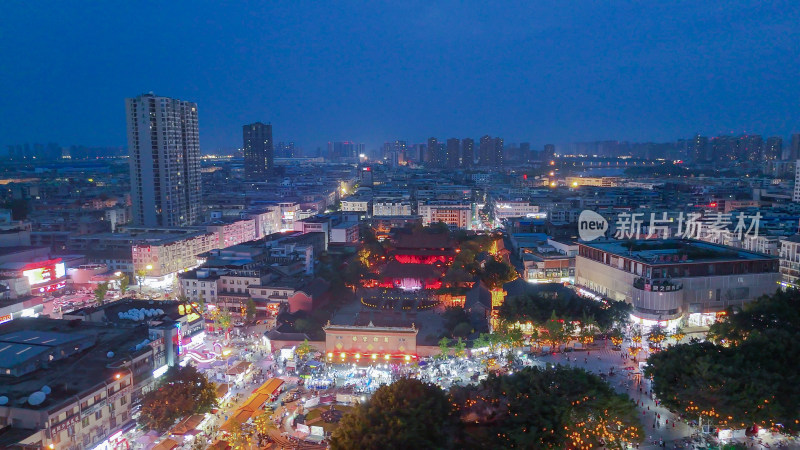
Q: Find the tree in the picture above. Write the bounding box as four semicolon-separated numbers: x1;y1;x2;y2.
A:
647;325;667;348
245;298;257;322
139;365;218;432
609;328;624;347
479;257;518;290
118;275;129;297
330;378;461;449
93;282;109;306
646;290;800;434
452;322;472;338
438;337;451;359
450;366;643;448
217;309;233;340
296;339;313;359
452;337;467;358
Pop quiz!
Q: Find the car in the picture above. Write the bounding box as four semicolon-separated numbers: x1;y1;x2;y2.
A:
234;321;245;327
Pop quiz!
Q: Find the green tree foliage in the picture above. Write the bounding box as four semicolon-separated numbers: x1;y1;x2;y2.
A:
139;365;217;432
453;337;467;358
93;282;109;306
217;309;232;331
245;298;257;322
330;378;461;450
479;257;518;289
450;366;643;448
296;339;313;359
438;337;451;359
499;284;631;331
118;275;129;296
646;290;800;433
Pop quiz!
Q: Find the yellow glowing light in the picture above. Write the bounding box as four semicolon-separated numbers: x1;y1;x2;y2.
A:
372;353;377;360
222;349;232;356
384;354;390;360
404;355;411;362
145;264;153;270
327;352;333;358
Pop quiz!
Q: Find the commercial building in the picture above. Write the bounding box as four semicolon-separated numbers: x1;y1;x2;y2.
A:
566;177;622;188
126;93;201;227
492;200;541;223
243;122;273;180
575;239;779;326
372;198;413;217
323;323;418;364
418;202;472;229
0;317;173;450
779;235;800;289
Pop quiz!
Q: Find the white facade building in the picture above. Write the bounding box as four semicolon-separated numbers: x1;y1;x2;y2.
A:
126;94;201;227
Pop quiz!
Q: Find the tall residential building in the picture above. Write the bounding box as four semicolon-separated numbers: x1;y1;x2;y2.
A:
327;141;363;160
690;135;709;162
243;122;273;180
738;135;763;161
126;93;201;227
276;141;295;158
764;136;782;161
794;160;800;203
446;138;460;168
788;134;800;161
479;135;503;167
461;138;475;167
542;144;556;162
426;137;439;166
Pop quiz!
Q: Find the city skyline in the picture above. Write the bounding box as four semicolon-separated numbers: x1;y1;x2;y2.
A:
2;2;800;152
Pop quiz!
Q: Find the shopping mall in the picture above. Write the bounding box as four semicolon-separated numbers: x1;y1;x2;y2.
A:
575;239;780;328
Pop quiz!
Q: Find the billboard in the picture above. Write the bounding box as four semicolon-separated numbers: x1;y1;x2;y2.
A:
23;262;65;286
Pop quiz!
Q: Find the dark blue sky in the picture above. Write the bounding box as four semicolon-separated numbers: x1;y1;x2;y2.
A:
2;1;799;152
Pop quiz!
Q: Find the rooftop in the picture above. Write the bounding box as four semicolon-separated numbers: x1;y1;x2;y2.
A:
581;239;777;264
0;318;151;410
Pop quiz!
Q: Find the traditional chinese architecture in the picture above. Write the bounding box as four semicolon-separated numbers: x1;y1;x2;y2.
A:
376;229;456;290
323;321;418;364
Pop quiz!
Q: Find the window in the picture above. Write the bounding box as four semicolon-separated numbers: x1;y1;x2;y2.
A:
352;336;357;342
82;417;89;428
373;337;378;342
120;396;127;406
95;410;102;420
384;337;389;343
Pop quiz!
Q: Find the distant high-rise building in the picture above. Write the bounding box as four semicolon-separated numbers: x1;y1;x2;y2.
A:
426;137;439;166
738;135;763;162
794;160;800;203
276;141;295;158
126;93;201;227
788;134;800;161
542;144;556;162
461;138;474;167
327;141;362;160
479;136;503;167
520;142;531;162
446;138;460;168
690;135;709;162
764;137;782;161
243;122;273;180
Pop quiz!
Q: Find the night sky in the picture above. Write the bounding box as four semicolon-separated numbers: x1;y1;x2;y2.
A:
2;1;799;152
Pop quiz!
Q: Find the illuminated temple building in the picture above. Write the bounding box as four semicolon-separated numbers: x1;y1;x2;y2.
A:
377;230;455;290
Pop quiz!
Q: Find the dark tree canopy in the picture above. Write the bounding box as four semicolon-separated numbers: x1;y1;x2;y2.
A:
646;290;800;433
139;365;217;432
450;366;643;449
330;378;461;450
499;284;631;331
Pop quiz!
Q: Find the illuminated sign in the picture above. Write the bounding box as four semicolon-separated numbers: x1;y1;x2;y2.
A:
0;314;12;324
153;365;168;378
23;262;65;286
